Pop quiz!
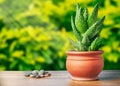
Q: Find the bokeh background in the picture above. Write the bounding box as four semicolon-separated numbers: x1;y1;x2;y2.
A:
0;0;120;70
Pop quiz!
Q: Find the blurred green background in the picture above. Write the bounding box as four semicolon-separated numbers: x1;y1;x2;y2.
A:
0;0;120;70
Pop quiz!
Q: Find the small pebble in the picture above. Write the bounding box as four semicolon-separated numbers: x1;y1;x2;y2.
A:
39;70;45;75
32;70;39;73
32;70;39;76
25;72;31;77
44;72;51;77
29;74;35;78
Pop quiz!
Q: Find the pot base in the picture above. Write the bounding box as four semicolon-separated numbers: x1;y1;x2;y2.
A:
71;76;98;81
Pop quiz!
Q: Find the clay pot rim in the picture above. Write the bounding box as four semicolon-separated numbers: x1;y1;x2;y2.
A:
66;50;103;55
66;50;103;60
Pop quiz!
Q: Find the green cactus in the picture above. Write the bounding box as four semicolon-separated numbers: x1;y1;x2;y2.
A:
75;4;87;34
69;3;105;51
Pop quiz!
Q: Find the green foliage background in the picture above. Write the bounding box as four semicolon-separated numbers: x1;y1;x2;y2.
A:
0;0;120;70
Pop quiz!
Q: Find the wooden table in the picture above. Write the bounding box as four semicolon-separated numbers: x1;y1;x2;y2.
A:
0;70;120;86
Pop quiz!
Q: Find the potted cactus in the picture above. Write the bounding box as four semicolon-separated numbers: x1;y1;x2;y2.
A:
66;3;105;81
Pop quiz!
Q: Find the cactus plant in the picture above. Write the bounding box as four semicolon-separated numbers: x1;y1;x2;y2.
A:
69;3;105;51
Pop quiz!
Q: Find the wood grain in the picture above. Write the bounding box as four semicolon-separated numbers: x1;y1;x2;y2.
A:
0;70;120;86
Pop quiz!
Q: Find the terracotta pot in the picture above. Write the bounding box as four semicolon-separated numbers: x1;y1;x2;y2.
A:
66;51;104;81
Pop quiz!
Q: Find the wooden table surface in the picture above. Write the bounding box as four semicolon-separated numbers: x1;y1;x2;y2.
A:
0;70;120;86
